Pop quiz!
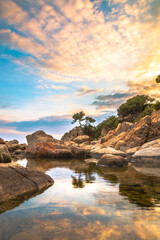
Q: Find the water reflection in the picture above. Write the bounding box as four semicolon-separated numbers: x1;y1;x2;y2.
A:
0;158;160;240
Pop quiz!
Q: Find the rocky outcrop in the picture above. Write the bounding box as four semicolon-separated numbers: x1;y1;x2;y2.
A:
97;154;128;167
26;142;73;159
0;138;6;144
61;127;83;142
5;140;27;159
101;110;160;150
27;130;59;146
26;131;88;159
0;145;12;163
0;163;54;205
74;135;90;144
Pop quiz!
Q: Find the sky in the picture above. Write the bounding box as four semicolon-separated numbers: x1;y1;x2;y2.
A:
0;0;160;142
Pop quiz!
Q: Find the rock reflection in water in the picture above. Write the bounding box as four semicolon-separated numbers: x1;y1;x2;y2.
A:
0;159;159;240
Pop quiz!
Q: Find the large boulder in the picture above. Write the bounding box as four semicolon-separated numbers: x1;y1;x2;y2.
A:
61;127;83;142
97;154;128;167
131;145;160;165
26;131;89;159
0;163;53;205
140;139;160;149
26;130;59;146
26;142;73;159
74;135;90;144
0;145;12;163
133;148;160;157
70;146;88;159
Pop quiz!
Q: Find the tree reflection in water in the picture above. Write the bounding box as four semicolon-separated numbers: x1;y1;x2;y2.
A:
71;169;96;188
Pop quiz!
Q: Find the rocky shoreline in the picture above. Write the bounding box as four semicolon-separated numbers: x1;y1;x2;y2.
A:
0;109;159;208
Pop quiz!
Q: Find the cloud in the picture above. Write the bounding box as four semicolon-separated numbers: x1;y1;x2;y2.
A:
92;78;160;111
92;91;134;110
0;0;159;86
0;97;11;109
128;79;160;99
77;87;104;96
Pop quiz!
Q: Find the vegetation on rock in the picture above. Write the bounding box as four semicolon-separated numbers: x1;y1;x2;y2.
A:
117;95;154;122
94;116;118;138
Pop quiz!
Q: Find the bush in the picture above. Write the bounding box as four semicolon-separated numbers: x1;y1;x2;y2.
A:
154;101;160;110
134;105;154;122
94;116;118;138
117;95;154;122
83;125;95;139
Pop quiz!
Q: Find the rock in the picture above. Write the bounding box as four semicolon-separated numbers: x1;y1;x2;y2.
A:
90;147;125;159
6;142;27;153
74;135;90;144
101;128;107;137
148;109;160;140
125;147;140;155
140;139;160;149
0;163;54;204
7;139;19;145
97;154;128;167
131;147;160;165
26;131;89;159
0;145;12;163
124;115;151;148
133;148;160;157
101;122;133;144
26;130;58;146
70;146;88;159
61;127;83;142
101;115;152;149
0;138;6;144
101;132;127;149
26;142;73;159
114;122;133;136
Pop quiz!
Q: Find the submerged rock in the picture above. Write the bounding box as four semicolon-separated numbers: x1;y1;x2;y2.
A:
0;163;54;204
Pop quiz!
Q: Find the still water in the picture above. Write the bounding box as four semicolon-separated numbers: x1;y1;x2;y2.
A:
0;158;160;240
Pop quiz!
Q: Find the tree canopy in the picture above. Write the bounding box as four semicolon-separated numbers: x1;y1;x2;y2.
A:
72;111;85;127
155;75;160;83
117;95;154;121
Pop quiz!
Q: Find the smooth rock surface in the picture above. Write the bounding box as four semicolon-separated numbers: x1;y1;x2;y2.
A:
0;163;54;204
98;154;128;167
91;147;125;159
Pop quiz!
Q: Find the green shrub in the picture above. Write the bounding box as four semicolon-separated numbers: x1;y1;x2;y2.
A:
94;116;118;138
117;95;154;122
154;101;160;110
